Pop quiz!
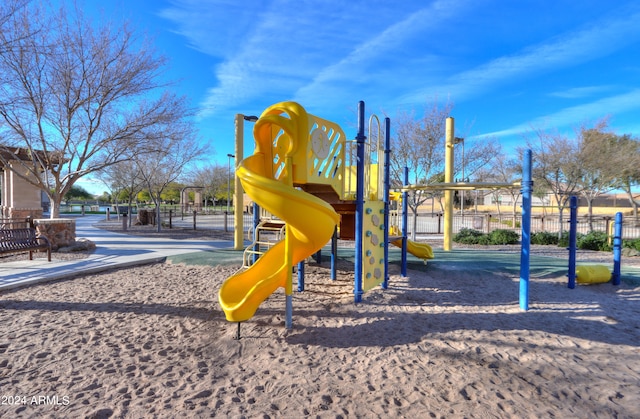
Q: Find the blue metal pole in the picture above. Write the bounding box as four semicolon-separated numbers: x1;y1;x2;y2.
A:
382;117;391;289
401;166;408;278
252;202;261;264
612;212;623;286
567;196;578;289
354;101;366;303
331;226;337;281
297;261;305;292
519;149;532;311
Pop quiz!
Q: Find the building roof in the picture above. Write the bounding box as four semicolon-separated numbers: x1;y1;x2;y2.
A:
0;145;65;169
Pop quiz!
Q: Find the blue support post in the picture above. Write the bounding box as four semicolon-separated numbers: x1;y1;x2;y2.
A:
252;202;260;264
567;196;578;289
354;101;366;303
401;166;408;278
382;117;391;289
297;260;305;292
331;226;337;281
612;212;623;286
519;149;532;311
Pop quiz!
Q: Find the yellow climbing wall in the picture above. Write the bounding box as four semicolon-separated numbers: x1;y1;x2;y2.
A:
362;200;386;291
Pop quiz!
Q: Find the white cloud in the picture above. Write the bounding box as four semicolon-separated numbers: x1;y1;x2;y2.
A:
549;86;616;99
293;1;463;105
159;0;477;119
477;89;640;139
400;7;640;105
156;0;640;143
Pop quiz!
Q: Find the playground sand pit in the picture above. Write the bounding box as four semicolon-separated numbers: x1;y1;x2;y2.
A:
1;259;639;418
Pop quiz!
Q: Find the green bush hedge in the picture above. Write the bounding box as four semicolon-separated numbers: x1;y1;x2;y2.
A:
530;231;558;245
557;231;573;248
453;228;519;245
623;238;640;251
554;230;612;252
453;228;487;245
577;231;611;252
489;229;520;244
453;228;634;251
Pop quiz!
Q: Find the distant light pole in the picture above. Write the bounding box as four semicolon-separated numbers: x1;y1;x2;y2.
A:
227;153;235;214
454;137;465;216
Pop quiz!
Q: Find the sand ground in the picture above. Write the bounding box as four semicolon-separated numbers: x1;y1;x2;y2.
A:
1;231;639;418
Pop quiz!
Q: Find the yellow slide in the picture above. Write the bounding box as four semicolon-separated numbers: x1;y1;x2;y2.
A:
391;238;434;261
218;152;339;323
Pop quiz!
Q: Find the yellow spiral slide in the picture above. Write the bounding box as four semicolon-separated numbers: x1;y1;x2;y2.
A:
218;115;339;323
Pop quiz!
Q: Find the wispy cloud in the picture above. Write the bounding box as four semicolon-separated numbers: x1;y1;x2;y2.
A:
399;6;640;105
293;0;468;109
157;0;640;151
477;89;640;139
549;86;616;99
159;0;476;119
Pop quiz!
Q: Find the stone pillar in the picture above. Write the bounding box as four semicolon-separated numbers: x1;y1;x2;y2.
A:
181;190;189;212
34;218;76;251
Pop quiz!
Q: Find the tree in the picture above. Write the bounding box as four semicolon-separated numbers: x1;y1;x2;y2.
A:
576;119;619;231
189;163;229;210
0;1;192;218
390;100;451;239
483;151;521;219
532;182;550;216
97;159;146;224
612;134;640;220
0;0;32;54
160;182;182;205
64;185;94;202
524;127;582;237
135;134;206;232
453;136;502;216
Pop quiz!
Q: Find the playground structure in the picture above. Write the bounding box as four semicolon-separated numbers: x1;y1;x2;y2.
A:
218;101;565;334
218;101;433;332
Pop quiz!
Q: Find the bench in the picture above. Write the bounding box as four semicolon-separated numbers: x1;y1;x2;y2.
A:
0;228;52;262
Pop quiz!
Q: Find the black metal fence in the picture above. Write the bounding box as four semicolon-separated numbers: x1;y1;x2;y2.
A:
105;206;640;240
408;212;640;239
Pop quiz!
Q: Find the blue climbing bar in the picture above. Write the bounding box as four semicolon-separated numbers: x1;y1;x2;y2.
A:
612;212;623;286
567;196;578;289
382;117;391;289
519;149;532;310
401;166;408;278
354;101;366;303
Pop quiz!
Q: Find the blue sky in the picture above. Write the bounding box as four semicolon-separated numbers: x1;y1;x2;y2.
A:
77;0;640;192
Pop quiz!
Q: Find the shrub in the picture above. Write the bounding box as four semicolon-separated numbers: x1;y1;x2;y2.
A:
453;228;486;244
530;231;558;245
453;228;519;245
578;231;611;252
557;231;581;248
476;234;492;245
488;229;520;245
623;238;640;251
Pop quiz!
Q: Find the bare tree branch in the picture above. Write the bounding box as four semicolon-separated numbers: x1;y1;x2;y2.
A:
0;1;195;218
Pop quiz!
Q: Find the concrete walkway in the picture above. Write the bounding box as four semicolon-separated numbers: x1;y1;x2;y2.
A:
0;215;232;291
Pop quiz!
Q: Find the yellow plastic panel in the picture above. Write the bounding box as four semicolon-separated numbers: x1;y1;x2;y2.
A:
362;200;386;292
